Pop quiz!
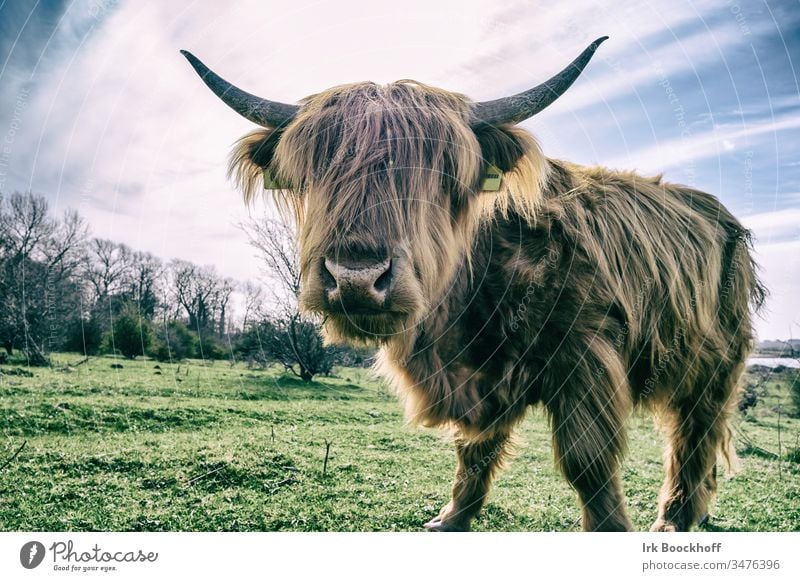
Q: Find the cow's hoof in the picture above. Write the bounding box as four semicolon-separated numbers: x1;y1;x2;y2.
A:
650;519;679;532
423;515;470;532
423;504;471;532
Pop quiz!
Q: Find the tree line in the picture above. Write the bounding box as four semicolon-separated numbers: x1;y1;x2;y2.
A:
0;191;369;379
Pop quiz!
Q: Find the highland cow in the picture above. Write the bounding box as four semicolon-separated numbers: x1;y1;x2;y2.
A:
183;38;765;531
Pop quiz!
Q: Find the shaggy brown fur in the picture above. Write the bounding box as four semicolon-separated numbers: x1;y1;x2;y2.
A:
229;80;765;532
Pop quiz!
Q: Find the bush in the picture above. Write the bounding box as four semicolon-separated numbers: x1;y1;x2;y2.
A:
153;320;198;362
235;316;335;381
738;383;760;415
106;306;153;359
63;317;103;356
789;370;800;417
196;333;226;360
234;324;271;365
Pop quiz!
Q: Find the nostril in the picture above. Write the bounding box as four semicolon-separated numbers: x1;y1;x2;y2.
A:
321;258;337;291
373;260;393;293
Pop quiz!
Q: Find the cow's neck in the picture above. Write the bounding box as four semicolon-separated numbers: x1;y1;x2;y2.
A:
377;220;524;431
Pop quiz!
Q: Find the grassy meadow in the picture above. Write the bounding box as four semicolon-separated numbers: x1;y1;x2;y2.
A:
0;354;798;532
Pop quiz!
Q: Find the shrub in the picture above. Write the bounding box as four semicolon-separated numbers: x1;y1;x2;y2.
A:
738;383;760;415
63;317;103;356
153;320;198;362
234;324;271;365
106;306;153;359
789;370;800;417
235;316;335;381
196;333;226;360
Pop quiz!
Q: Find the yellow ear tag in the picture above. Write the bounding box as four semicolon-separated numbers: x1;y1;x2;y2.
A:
480;163;503;191
263;168;283;190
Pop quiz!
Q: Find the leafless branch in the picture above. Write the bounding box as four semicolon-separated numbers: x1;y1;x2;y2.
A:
0;440;27;473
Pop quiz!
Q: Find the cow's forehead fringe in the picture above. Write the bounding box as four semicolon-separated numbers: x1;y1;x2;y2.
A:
277;80;479;188
298;80;472;118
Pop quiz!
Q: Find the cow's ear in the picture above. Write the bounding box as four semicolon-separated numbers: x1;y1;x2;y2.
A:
469;124;547;222
473;124;526;176
228;128;285;203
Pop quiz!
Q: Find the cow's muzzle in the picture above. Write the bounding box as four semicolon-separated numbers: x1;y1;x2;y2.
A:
321;257;394;313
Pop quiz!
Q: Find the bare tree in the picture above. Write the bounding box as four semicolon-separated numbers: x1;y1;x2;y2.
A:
213;277;235;335
239;216;336;381
242;217;300;302
125;250;163;319
83;238;132;302
241;281;266;329
44;210;88;279
170;260;232;336
0;192;87;364
0;192;54;261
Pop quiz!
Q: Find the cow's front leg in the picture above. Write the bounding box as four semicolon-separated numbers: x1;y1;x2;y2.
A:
545;340;634;531
424;430;511;532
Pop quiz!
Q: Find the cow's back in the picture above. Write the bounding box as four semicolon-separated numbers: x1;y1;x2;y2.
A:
480;160;763;403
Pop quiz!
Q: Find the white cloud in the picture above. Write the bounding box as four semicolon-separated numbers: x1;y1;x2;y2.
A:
741;209;800;340
602;115;800;173
750;238;800;341
742;208;800;244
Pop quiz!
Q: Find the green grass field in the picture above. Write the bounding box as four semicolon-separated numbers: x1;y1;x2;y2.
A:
0;354;798;531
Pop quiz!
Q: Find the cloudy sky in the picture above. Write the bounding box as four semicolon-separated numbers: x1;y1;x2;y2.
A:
0;0;798;339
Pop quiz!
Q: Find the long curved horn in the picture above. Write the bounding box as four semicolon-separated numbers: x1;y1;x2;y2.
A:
472;36;608;126
180;50;298;128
